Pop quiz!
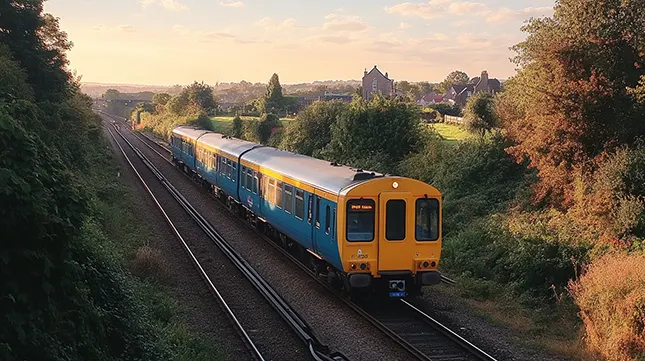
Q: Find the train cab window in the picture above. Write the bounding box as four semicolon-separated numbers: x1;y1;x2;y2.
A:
284;185;293;214
246;169;253;191
346;199;375;242
415;199;440;241
386;200;406;241
307;195;313;224
325;205;330;234
268;179;276;204
295;190;304;220
275;181;283;209
253;172;259;194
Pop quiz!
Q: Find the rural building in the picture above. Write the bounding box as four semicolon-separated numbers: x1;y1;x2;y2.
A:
443;70;502;106
362;65;394;100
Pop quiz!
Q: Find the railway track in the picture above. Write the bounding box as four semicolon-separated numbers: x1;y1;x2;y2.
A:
105;120;349;361
100;110;499;361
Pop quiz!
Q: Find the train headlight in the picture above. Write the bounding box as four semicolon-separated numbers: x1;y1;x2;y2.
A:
392;181;399;189
431;261;436;268
423;261;429;268
360;263;366;270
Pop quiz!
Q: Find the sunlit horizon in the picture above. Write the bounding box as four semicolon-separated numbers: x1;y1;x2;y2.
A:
45;0;555;85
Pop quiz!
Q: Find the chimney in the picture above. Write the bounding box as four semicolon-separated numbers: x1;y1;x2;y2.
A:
385;72;388;78
480;70;489;92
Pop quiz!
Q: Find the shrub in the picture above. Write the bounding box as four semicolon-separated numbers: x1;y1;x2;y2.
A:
131;245;167;281
569;253;645;361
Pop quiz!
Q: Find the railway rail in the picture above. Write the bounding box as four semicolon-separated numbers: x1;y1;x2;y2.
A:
100;110;499;361
105;119;349;361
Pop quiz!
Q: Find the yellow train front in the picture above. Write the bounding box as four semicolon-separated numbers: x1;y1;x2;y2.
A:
337;176;442;298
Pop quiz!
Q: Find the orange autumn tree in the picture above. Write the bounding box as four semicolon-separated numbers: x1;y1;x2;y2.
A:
498;0;645;208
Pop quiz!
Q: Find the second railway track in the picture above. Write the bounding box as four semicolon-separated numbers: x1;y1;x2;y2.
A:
105;119;349;361
101;111;500;361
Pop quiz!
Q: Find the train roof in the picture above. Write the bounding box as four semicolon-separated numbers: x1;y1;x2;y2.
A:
200;133;262;157
242;146;384;194
172;125;210;140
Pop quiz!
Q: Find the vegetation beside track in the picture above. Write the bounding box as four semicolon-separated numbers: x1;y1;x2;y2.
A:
0;2;223;360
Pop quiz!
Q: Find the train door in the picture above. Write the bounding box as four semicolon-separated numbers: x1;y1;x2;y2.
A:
377;191;415;271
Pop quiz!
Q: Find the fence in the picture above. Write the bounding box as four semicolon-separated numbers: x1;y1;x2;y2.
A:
444;115;465;125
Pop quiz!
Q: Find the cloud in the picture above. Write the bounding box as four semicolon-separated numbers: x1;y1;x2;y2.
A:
255;17;297;30
448;2;487;15
204;31;236;39
486;6;554;23
172;24;190;35
219;1;244;8
384;1;445;20
399;22;411;29
117;25;137;33
91;24;138;33
308;34;355;44
323;14;369;32
139;0;187;11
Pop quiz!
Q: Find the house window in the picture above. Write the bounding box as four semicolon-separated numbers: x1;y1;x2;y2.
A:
372;78;377;91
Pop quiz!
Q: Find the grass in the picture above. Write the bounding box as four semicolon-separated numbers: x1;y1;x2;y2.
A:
437;283;595;360
210;115;293;133
92;141;225;361
429;122;472;144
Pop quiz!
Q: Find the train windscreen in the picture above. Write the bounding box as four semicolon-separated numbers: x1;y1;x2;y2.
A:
346;199;375;242
415;199;440;241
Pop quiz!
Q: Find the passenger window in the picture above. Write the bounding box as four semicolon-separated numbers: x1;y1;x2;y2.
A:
295;190;304;220
241;167;247;189
386;200;406;241
253;173;259;194
415;199;440;241
268;179;275;204
275;181;283;209
307;195;313;224
325;205;330;234
346;199;375;242
246;169;253;191
284;185;293;214
315;196;321;228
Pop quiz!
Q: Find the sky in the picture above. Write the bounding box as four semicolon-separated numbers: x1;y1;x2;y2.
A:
43;0;555;85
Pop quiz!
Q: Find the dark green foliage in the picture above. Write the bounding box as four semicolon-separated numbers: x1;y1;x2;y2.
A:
261;73;284;113
443;218;590;304
463;92;498;136
321;94;424;174
429;102;461;116
280;100;348;157
231;114;243;138
152;93;171;107
257;113;281;144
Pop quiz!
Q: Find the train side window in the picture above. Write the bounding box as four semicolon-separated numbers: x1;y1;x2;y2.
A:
307;195;313;224
241;167;247;189
315;196;321;229
325;205;330;234
415;199;440;241
268;179;276;204
346;199;375;242
386;200;406;241
253;172;259;194
295;189;304;220
246;169;253;191
275;181;283;209
284;185;293;214
232;162;236;182
332;209;336;237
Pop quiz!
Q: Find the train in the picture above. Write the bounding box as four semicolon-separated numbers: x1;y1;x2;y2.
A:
169;125;443;298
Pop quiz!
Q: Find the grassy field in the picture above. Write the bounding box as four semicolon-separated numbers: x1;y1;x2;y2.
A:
429;122;471;144
210;116;293;133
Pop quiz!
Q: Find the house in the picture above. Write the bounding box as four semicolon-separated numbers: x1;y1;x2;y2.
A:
417;92;444;106
362;65;394;100
443;70;502;106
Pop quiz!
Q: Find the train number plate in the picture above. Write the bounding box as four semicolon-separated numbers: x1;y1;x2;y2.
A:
389;291;406;297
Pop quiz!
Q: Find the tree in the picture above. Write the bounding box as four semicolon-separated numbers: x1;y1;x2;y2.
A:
280;100;349;157
231;114;243;138
498;0;645;206
257;113;281;144
463;92;497;137
103;89;121;100
152;92;171;106
322;94;424;174
184;81;217;113
437;70;470;94
261;73;284;114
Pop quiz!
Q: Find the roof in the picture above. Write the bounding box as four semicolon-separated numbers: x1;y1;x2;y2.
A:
172;125;211;140
199;133;261;157
242;146;383;195
363;65;391;80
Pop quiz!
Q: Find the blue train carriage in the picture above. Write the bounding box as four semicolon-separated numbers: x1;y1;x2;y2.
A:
240;146;443;297
194;134;264;212
170;126;210;173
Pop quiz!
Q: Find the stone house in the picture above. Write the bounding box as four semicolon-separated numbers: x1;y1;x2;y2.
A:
443;70;502;106
362;65;394;100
